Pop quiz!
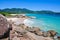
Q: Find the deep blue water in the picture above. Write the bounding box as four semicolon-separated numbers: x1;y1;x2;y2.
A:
25;13;60;34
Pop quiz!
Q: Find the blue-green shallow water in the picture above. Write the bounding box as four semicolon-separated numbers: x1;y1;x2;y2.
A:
25;13;60;34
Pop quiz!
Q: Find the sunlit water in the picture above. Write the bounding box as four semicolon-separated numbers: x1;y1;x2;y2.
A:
24;13;60;34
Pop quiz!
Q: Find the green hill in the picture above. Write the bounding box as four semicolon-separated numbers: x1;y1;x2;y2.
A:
0;8;60;16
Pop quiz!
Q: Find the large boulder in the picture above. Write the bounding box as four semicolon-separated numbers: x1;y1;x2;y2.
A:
0;14;12;39
43;30;57;37
47;30;57;37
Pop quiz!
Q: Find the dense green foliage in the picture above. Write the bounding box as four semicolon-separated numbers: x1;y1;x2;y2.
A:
0;8;34;14
0;8;60;16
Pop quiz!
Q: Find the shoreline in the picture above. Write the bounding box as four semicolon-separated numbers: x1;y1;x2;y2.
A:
7;14;60;34
6;14;60;40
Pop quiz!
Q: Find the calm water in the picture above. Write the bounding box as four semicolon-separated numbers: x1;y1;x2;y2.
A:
24;13;60;34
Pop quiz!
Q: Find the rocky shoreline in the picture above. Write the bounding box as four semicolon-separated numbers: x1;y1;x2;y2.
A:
0;14;60;40
9;23;59;40
7;15;60;40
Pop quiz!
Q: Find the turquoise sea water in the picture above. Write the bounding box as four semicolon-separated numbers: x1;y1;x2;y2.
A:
25;13;60;34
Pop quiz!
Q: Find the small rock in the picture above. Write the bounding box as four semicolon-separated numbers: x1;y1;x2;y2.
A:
12;36;20;40
43;32;48;37
28;27;40;33
35;31;43;36
47;32;51;37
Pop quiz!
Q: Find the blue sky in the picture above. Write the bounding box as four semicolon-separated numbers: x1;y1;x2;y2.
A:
0;0;60;12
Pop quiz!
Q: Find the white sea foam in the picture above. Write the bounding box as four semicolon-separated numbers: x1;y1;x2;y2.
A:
23;19;34;27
